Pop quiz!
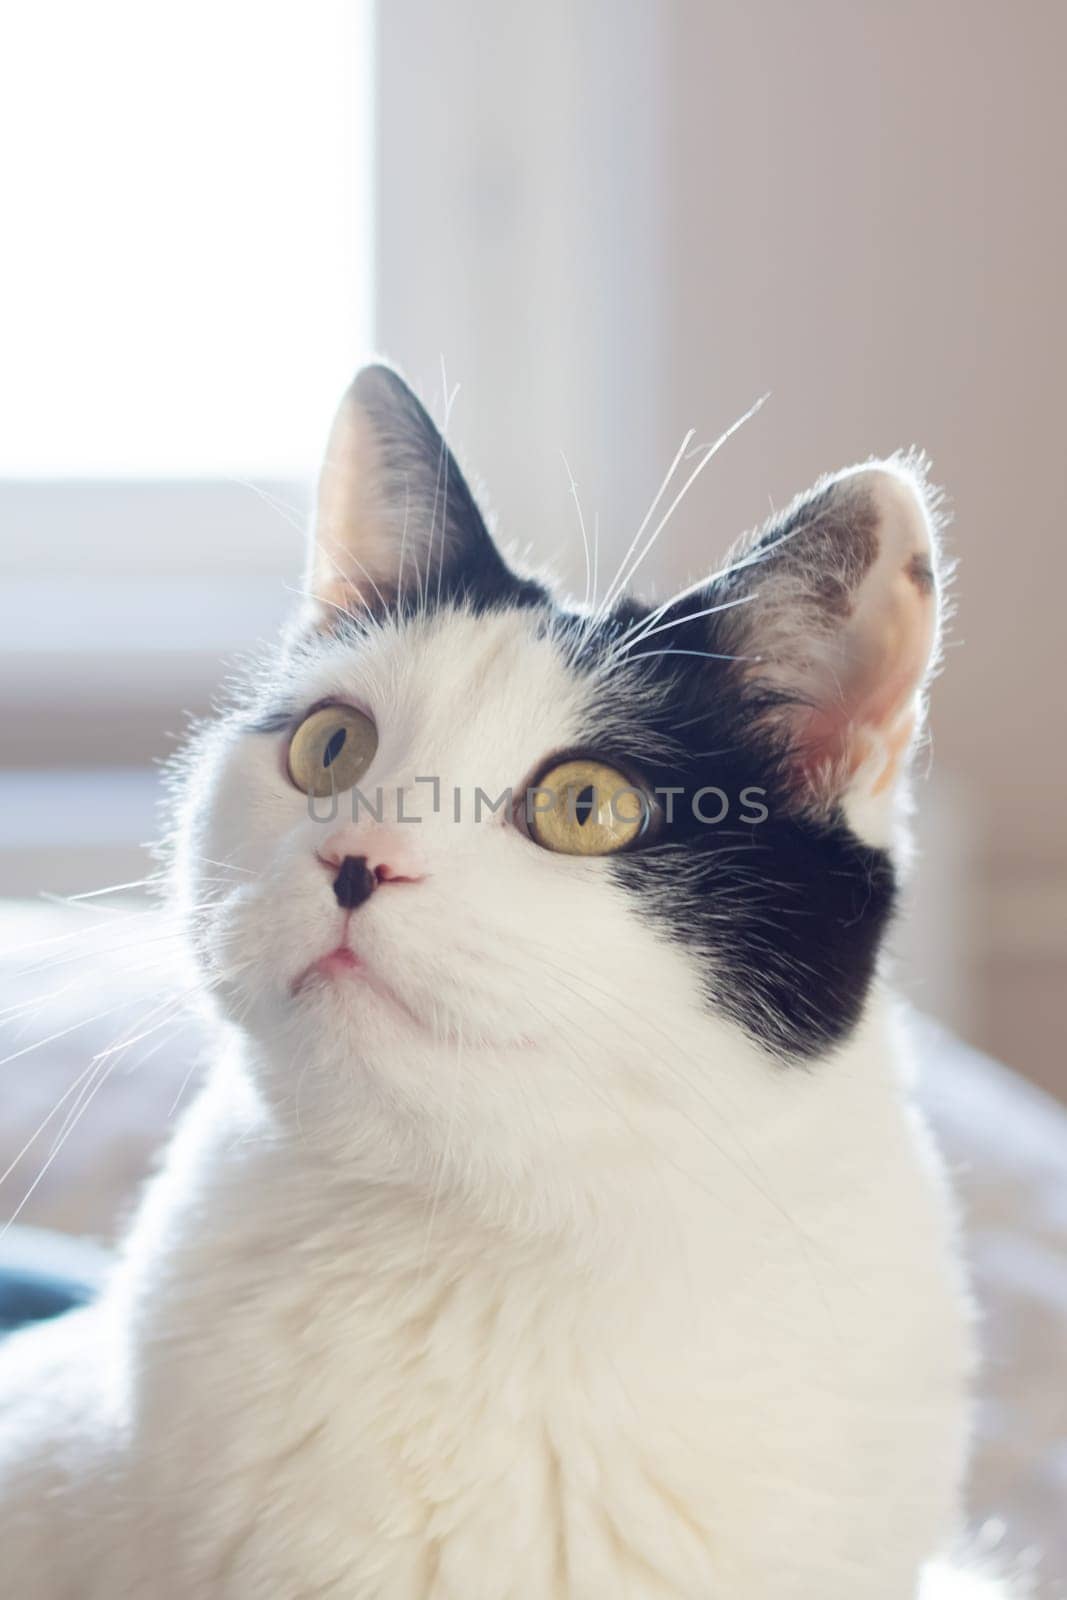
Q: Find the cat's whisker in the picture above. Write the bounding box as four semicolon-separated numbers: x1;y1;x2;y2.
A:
284;579;368;634
225;476;309;537
11;926;191;982
1;1054;121;1240
0;905;162;964
0;984;196;1198
619;513;808;657
605;394;769;619
0;1051;106;1195
397;474;413;614
0;996;144;1072
86;992;195;1067
0;977;91;1024
559;450;594;616
41;877;161;905
596;428;696;622
431;432;449;613
590;511;601;623
314;529;389;617
628;648;752;666
431;363;461;613
166;1053;203;1119
612;591;757;658
297;522;351;596
184;854;255;877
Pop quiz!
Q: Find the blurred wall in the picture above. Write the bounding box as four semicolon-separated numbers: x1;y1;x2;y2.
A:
379;0;1065;1096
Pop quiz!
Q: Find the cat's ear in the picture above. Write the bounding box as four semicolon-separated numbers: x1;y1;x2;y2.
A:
305;363;511;620
702;459;946;836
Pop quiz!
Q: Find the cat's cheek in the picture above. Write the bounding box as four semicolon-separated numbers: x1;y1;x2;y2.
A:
190;874;303;1024
191;889;267;1017
187;725;300;873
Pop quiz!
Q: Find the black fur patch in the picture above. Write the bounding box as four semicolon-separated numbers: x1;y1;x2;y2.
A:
569;601;896;1062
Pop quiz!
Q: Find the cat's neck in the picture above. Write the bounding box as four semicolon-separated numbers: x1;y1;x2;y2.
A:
133;995;907;1304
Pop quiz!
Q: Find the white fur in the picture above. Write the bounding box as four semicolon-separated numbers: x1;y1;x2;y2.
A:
0;590;1005;1594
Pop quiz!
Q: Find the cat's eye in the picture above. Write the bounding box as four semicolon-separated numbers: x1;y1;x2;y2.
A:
287;703;378;797
526;758;652;856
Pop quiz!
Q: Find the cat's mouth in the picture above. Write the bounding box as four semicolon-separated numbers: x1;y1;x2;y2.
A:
289;936;539;1053
291;939;428;1032
294;945;363;987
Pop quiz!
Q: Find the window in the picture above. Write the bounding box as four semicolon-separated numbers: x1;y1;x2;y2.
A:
0;1;373;892
0;0;371;478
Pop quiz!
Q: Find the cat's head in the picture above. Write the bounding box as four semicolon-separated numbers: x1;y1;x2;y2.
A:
174;364;944;1222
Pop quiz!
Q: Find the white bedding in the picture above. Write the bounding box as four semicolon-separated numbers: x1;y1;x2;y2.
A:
1;900;1064;1591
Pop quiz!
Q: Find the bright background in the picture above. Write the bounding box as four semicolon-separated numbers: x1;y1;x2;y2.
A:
1;0;1064;1100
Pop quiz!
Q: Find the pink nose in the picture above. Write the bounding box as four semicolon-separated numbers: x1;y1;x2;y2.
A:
316;831;423;907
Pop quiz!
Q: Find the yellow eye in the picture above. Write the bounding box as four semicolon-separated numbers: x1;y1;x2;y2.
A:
527;758;652;856
287;704;378;797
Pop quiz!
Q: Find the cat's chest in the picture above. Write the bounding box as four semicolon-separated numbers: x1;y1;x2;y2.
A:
122;1100;969;1598
143;1246;944;1600
190;1252;725;1597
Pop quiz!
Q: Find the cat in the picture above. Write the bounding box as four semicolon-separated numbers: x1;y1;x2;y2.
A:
0;363;1010;1598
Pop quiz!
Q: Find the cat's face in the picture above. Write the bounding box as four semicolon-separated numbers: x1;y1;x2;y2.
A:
174;365;942;1214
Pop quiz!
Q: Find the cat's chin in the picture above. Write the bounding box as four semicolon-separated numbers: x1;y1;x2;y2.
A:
291;945;366;994
290;945;430;1035
282;960;542;1061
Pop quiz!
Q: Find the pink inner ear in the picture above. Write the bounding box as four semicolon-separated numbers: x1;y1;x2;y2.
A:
853;557;938;726
788;471;940;801
794;582;937;796
305;380;401;620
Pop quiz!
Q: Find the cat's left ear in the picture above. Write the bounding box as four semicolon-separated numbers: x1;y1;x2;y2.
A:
695;459;947;839
305;363;513;620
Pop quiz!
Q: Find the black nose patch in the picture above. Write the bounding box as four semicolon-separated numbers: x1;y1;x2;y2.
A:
332;855;376;911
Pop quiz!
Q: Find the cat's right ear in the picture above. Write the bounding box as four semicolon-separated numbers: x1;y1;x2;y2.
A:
303;363;512;625
658;458;947;841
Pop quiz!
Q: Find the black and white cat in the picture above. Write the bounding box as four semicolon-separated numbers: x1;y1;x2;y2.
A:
0;365;1006;1597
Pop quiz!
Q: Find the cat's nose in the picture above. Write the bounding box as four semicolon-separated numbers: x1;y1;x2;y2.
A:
318;832;426;900
332;855;376;911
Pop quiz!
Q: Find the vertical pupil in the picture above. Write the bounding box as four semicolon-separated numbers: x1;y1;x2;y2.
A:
575;784;595;825
323;727;347;768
